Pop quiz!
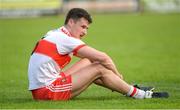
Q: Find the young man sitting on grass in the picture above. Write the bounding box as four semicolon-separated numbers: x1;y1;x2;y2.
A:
28;8;168;100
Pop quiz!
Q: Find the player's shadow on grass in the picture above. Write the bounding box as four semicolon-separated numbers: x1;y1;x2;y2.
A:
0;98;33;104
73;95;123;101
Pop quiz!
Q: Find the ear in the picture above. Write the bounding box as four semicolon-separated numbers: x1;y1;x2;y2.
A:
68;18;75;26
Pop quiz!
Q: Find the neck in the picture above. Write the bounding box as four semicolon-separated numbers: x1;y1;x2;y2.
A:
64;25;71;34
62;25;73;37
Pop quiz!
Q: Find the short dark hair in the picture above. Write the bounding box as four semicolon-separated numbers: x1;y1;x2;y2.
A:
64;8;92;25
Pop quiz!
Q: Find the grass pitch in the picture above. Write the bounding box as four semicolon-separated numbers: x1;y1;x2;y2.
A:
0;13;180;109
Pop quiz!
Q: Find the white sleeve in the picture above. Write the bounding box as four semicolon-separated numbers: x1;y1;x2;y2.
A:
56;36;86;55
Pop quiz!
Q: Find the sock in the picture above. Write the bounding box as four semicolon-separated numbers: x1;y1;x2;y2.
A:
127;86;146;99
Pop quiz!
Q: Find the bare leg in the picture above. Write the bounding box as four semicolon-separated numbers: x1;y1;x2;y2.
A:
68;62;103;97
64;58;122;90
64;59;131;98
98;68;130;94
64;58;92;76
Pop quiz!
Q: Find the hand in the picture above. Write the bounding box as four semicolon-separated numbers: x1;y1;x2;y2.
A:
116;73;123;79
119;74;123;79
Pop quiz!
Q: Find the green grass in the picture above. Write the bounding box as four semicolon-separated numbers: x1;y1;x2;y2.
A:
0;13;180;109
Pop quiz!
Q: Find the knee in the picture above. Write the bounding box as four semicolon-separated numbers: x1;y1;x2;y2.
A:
82;58;92;63
91;62;110;76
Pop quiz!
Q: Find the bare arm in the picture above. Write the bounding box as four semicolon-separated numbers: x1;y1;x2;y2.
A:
75;46;123;79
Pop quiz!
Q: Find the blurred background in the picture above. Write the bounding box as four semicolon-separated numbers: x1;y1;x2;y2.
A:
1;0;180;109
0;0;180;17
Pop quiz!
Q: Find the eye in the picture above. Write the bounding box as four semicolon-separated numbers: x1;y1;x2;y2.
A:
81;25;88;29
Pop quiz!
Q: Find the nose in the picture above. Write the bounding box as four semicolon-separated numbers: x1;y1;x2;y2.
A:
83;29;87;36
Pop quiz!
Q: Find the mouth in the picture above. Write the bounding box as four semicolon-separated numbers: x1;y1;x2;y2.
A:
80;34;84;38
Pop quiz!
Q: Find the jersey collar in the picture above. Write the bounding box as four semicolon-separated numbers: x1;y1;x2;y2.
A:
60;26;72;37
